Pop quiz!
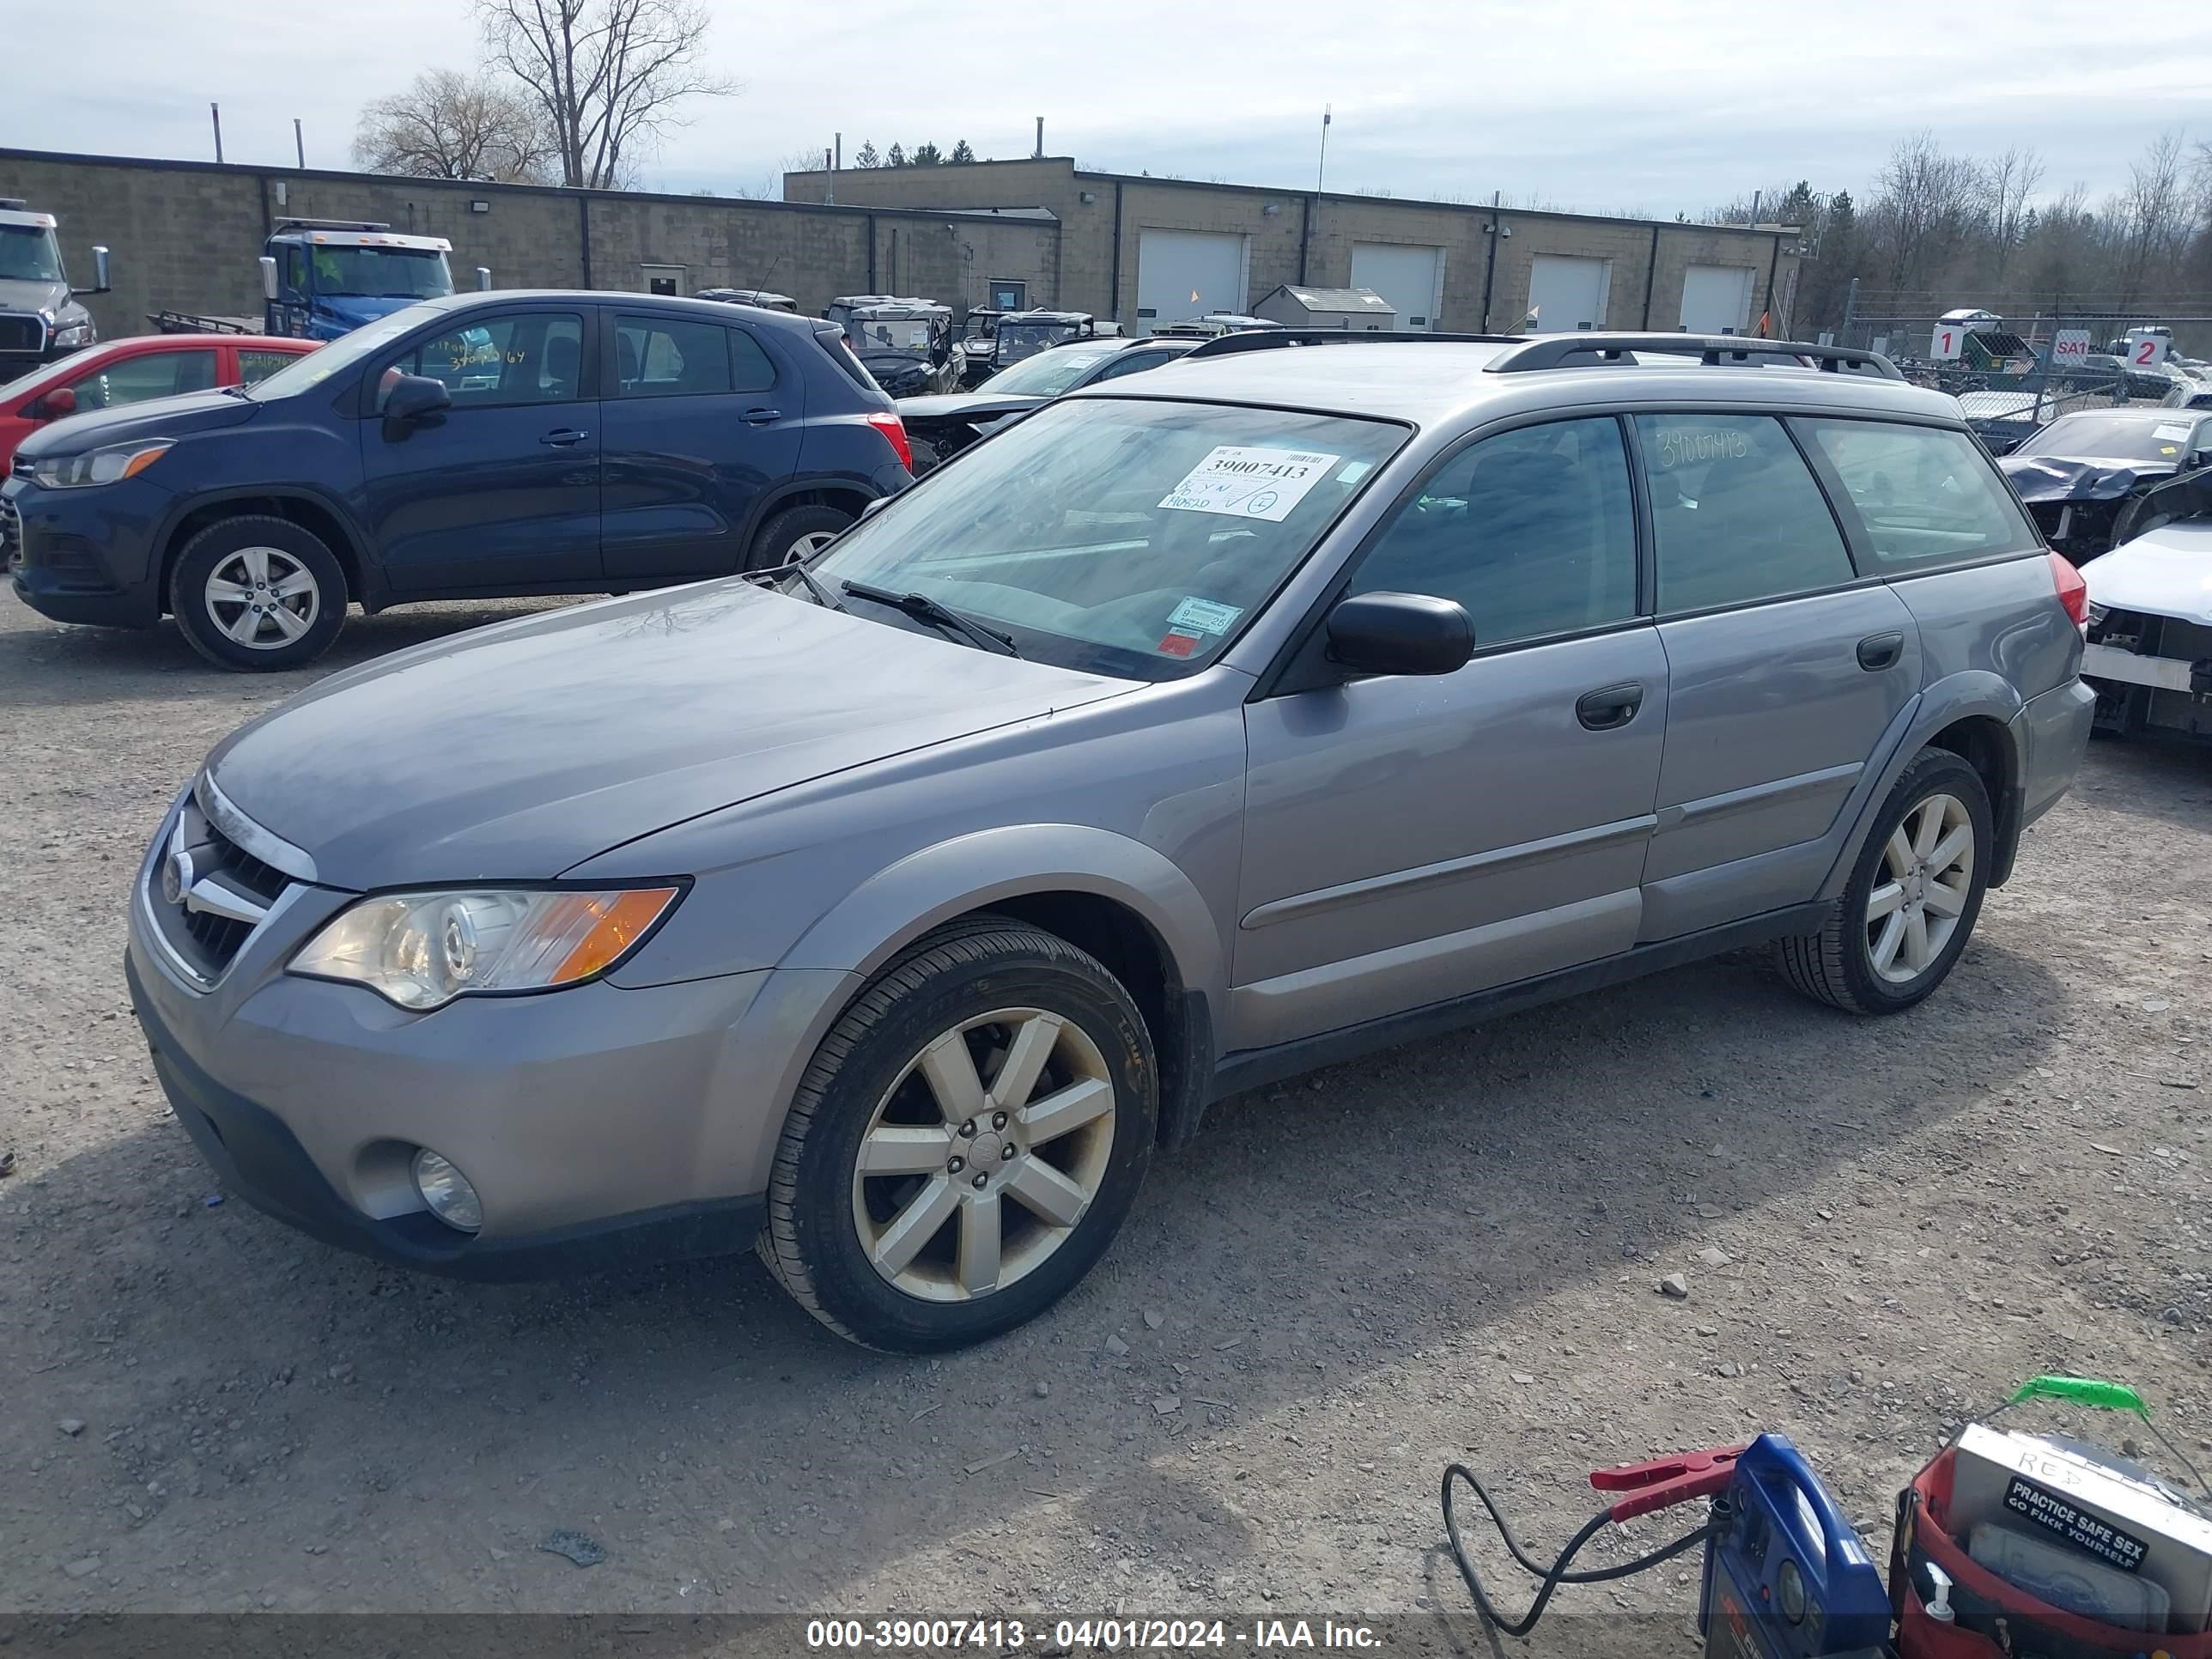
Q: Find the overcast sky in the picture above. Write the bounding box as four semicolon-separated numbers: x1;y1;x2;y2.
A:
19;0;2211;217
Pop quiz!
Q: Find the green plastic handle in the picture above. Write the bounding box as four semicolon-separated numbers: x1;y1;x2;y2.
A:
2007;1375;2150;1419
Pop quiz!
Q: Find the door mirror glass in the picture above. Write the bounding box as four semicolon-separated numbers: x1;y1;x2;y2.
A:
1324;591;1473;677
34;386;77;419
258;255;280;301
88;246;111;295
383;373;453;424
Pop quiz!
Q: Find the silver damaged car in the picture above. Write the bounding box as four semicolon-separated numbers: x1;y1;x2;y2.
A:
128;332;2096;1350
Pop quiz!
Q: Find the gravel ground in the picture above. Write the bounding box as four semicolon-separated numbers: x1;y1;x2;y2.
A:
3;586;2209;1645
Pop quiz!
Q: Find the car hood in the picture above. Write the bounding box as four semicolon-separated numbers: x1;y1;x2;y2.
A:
0;276;73;320
15;388;259;459
1999;454;2178;502
204;581;1133;889
2085;518;2212;626
897;391;1048;422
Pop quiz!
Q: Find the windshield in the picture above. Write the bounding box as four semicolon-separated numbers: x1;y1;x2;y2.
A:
978;342;1121;397
2017;412;2207;464
0;224;64;283
306;245;453;301
243;303;437;400
998;321;1079;361
805;397;1406;679
851;316;938;356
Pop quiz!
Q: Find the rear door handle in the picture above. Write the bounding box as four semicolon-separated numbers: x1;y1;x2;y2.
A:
1575;682;1645;731
1856;631;1905;672
540;428;589;447
742;407;783;426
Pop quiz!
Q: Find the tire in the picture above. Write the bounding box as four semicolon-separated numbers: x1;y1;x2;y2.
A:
745;505;854;574
758;915;1158;1352
168;515;346;672
1778;748;1992;1015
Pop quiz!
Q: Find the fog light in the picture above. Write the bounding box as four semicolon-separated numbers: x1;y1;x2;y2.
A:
411;1149;482;1232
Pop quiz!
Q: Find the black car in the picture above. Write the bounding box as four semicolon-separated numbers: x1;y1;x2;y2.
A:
898;335;1199;473
5;291;913;670
1997;406;2212;564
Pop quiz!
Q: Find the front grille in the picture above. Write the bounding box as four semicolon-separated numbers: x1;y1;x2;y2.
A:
0;313;46;356
145;784;302;985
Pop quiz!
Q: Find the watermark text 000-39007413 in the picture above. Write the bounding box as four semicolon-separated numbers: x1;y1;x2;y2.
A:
806;1617;1382;1651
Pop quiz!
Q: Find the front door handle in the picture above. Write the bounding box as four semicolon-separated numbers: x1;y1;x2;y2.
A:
540;428;589;447
1576;682;1645;731
742;407;783;426
1856;631;1905;672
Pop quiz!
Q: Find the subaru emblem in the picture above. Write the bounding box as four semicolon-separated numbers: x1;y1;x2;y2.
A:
162;848;195;908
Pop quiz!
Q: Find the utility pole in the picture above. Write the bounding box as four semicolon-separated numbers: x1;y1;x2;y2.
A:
824;146;835;205
294;118;305;169
1316;106;1331;193
210;102;224;164
1035;117;1044;159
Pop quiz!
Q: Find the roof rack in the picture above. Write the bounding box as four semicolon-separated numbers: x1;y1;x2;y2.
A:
1182;328;1528;360
1483;333;1904;380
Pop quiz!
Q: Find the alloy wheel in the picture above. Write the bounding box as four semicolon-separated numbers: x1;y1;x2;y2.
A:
204;546;319;650
790;531;840;559
850;1008;1117;1302
1865;792;1974;983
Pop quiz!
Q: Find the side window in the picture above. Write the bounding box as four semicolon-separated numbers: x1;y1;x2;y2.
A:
1349;417;1638;647
1796;419;2037;570
69;349;218;412
1090;350;1169;383
236;348;302;386
726;328;776;393
378;313;584;410
283;246;308;295
614;313;744;398
1635;414;1854;613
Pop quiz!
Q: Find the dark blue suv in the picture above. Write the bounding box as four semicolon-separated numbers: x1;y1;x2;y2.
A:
5;291;912;669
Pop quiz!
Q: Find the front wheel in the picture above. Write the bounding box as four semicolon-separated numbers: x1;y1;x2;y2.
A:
169;515;346;672
1778;748;1991;1015
758;917;1158;1351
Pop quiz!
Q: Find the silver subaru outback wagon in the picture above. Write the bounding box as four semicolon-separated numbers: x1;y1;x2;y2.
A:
127;331;2095;1351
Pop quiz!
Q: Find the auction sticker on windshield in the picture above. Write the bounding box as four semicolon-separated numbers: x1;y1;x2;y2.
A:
1169;596;1243;635
1160;447;1340;522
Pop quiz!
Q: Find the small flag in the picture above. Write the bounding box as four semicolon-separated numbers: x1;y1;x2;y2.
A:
1518;303;1540;332
1754;311;1771;338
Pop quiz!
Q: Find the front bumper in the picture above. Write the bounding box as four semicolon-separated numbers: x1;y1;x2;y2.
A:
3;473;165;627
125;849;815;1279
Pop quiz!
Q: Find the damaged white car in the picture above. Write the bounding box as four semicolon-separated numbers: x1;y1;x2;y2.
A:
2081;470;2212;744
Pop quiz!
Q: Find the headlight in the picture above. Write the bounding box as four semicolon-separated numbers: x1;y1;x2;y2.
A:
289;885;682;1011
30;439;173;489
51;323;93;349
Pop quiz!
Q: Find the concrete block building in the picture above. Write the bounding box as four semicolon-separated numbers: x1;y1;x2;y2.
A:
786;157;1802;338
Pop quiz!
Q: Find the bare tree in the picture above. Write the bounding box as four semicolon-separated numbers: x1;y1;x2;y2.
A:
1872;131;1984;294
477;0;740;190
1978;145;2044;280
352;70;555;182
2115;130;2191;306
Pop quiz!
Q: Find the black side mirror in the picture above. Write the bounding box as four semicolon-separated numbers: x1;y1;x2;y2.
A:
383;374;453;426
1324;591;1474;677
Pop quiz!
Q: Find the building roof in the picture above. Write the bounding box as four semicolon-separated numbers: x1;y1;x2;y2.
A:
1266;285;1395;313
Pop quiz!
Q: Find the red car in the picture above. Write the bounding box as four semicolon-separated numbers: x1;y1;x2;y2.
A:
0;334;318;475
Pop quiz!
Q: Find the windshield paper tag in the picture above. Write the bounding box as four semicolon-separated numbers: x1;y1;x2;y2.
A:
1160;447;1341;522
1169;597;1243;635
2154;422;2193;441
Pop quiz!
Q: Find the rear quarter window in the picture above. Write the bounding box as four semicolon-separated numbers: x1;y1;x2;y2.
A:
1796;419;2037;571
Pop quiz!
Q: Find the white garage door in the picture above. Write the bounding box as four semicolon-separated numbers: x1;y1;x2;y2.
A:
1350;243;1443;331
1680;264;1755;335
1525;255;1611;333
1135;230;1248;336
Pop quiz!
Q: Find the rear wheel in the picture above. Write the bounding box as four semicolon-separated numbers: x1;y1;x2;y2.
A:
1778;748;1990;1015
759;917;1158;1351
746;505;854;573
169;515;346;672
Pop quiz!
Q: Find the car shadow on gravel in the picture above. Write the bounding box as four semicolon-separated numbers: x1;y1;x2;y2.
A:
2058;734;2212;836
19;936;2062;1609
0;596;584;709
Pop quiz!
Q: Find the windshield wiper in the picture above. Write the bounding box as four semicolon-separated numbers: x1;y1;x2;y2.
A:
739;561;845;611
841;580;1019;656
